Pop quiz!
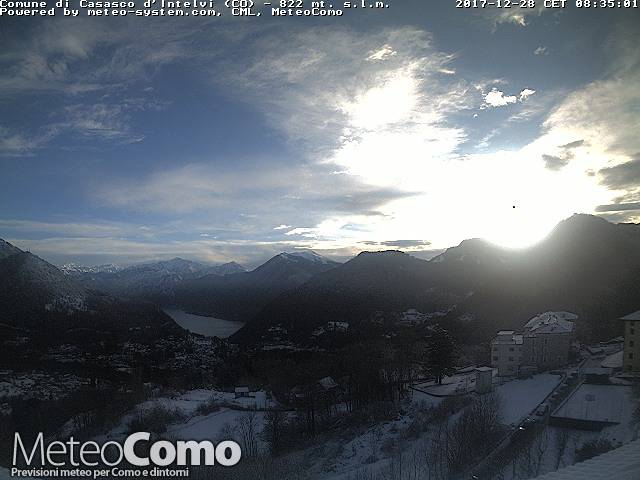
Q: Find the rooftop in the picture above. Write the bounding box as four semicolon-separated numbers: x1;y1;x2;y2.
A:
551;384;633;425
525;311;576;334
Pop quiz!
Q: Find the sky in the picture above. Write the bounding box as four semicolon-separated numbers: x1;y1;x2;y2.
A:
1;2;639;267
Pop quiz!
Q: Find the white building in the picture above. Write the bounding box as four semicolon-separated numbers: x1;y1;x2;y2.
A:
491;312;576;376
491;331;523;376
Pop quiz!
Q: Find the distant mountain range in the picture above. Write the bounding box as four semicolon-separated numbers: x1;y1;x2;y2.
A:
3;214;640;347
0;239;183;345
173;251;341;321
64;257;246;302
233;215;640;344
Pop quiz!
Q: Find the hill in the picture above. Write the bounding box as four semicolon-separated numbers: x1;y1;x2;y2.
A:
233;215;640;345
174;251;341;321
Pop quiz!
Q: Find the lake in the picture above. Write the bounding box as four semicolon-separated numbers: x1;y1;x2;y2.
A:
164;309;244;338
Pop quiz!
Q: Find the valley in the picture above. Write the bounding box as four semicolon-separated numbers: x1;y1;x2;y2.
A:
1;214;639;479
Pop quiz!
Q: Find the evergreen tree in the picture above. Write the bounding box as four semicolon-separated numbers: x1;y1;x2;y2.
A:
424;325;457;385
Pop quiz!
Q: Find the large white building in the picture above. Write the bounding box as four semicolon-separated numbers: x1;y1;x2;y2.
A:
491;311;576;376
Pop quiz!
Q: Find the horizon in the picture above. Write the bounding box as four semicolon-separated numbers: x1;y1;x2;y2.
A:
2;3;639;267
2;212;624;269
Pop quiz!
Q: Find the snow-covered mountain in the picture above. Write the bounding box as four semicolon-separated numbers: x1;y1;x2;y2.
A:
60;263;124;275
67;257;246;300
278;250;334;265
0;241;88;315
0;238;184;339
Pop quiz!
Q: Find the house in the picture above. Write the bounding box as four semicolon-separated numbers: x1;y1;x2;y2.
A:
234;386;250;398
491;311;576;376
620;310;640;373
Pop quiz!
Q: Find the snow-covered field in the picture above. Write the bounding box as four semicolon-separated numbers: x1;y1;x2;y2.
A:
497;373;562;425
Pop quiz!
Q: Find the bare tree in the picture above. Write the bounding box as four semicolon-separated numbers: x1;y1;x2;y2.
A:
553;428;571;470
236;412;260;458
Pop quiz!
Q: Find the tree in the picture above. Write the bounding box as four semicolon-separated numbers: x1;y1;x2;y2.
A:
263;408;286;456
424;326;457;385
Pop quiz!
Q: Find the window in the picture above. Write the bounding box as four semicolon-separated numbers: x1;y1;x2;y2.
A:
509;347;514;352
629;353;634;360
631;327;636;335
492;356;498;362
508;356;514;362
631;340;635;348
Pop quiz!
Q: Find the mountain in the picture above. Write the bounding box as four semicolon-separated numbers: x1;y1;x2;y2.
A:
60;263;123;275
67;257;246;301
0;239;183;344
173;251;341;321
233;215;640;345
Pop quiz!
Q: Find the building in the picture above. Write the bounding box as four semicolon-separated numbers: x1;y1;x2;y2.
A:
522;311;576;371
491;311;576;376
620;310;640;373
234;386;250;398
549;383;634;431
474;367;493;394
491;331;523;376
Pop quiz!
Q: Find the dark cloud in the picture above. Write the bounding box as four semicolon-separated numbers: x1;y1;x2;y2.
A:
595;202;640;212
596;211;640;224
598;156;640;189
542;154;570;171
560;140;585;150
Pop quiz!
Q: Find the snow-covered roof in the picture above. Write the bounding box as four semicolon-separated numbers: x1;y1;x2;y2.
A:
524;311;576;334
601;350;624;369
621;310;640;322
532;438;640;480
318;376;338;390
234;386;249;393
551;384;632;425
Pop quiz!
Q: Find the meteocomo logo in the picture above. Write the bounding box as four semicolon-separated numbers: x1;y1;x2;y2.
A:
12;432;242;478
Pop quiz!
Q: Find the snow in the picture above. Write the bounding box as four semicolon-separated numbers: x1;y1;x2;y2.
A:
495;373;562;425
524;311;576;334
281;250;332;264
552;384;634;425
168;408;264;442
99;389;275;443
601;350;624;369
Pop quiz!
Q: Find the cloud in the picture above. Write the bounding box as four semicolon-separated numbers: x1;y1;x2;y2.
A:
273;224;291;230
542;154;570;171
519;88;536;100
560;140;585;150
479;4;551;31
367;45;397;61
599;157;640;190
483;88;535;108
0;219;147;238
484;88;518;107
364;239;431;248
534;46;549;56
595;202;640;212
